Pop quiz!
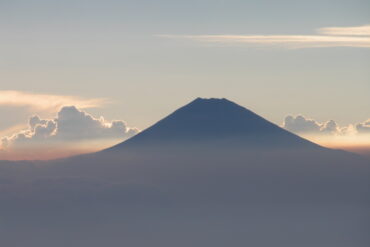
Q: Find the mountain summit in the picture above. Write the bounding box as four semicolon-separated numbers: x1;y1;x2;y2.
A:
106;97;319;151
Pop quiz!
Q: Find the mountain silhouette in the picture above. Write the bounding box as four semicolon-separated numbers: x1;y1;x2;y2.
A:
105;97;321;152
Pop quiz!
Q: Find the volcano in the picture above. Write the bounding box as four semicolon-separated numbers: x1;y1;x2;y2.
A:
105;97;321;152
0;98;369;247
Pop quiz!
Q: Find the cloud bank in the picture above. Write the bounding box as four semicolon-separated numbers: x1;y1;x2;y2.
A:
1;106;139;160
160;24;370;48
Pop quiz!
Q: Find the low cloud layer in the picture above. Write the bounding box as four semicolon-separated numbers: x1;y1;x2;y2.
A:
1;106;139;160
160;24;370;48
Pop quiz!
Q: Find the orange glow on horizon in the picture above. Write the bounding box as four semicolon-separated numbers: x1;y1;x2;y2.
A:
301;133;370;158
0;146;101;161
0;138;123;161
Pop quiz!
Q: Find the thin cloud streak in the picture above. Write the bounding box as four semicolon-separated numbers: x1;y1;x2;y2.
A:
0;90;107;112
159;24;370;48
318;24;370;36
160;34;370;48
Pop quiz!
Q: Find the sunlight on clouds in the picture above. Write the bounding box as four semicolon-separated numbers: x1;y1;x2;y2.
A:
0;139;123;160
282;115;370;157
302;133;370;158
0;90;107;112
318;24;370;36
159;24;370;48
160;35;370;48
302;133;370;148
0;106;138;160
0;124;27;138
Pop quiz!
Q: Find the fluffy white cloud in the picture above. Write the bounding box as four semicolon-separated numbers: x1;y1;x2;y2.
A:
1;106;139;159
54;106;138;140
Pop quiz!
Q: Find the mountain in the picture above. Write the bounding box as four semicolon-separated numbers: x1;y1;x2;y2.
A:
0;98;369;247
106;97;321;151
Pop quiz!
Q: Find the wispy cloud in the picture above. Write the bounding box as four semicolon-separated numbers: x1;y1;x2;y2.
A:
318;24;370;36
159;24;370;49
0;91;106;112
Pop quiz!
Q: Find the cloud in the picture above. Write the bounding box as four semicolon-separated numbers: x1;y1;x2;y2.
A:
159;24;370;48
283;115;370;137
320;120;339;134
54;106;139;140
0;90;106;112
356;119;370;133
282;115;370;152
318;24;370;36
1;106;139;160
283;115;344;135
283;115;321;133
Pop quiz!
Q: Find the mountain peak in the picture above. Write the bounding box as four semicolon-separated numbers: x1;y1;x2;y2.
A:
192;97;229;103
106;98;320;151
188;97;237;108
177;97;253;117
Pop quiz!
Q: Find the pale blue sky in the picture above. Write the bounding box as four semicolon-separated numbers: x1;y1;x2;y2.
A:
0;0;369;132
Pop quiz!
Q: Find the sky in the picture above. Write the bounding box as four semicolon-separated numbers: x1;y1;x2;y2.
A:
0;0;369;159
